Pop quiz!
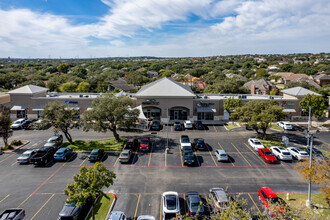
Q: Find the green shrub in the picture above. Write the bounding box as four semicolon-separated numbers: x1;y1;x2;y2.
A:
10;140;22;146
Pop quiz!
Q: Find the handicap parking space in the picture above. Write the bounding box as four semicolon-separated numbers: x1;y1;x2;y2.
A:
112;193;140;219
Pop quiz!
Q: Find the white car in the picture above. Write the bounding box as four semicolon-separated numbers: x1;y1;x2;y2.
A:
107;211;127;220
137;216;155;220
162;191;180;220
248;138;265;151
215;149;229;162
180;135;192;150
287;147;309;160
10;118;26;129
277;121;293;130
184;120;193;129
270;146;292;161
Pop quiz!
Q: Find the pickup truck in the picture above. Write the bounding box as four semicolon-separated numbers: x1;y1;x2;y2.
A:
0;208;25;220
30;146;56;166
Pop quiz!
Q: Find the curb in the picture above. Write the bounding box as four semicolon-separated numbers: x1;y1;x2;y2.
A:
2;141;30;154
105;193;117;220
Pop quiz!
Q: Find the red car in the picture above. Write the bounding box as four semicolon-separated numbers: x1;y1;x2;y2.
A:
259;187;287;216
139;137;150;152
258;148;277;163
125;138;139;150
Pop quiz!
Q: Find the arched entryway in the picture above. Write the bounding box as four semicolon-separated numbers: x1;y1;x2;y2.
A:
169;107;189;120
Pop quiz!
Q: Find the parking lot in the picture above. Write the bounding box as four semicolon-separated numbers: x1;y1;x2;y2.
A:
0;126;327;219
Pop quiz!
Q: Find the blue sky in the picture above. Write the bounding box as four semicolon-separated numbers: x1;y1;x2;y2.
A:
0;0;329;58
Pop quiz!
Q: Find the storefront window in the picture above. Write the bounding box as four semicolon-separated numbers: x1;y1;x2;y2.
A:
198;112;214;120
170;110;188;120
16;110;26;118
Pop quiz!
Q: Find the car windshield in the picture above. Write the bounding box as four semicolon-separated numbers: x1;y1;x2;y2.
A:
182;137;189;143
141;141;149;145
254;141;262;145
220;154;227;157
166;196;177;210
121;153;128;157
301;152;308;156
48;139;57;143
264;152;274;156
184;152;193;157
283;152;290;155
21;153;30;157
270;197;280;205
91;152;98;155
14;121;21;124
191;202;200;210
56;152;64;155
197;140;204;144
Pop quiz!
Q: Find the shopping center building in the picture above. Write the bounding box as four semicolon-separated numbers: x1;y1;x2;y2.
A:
3;77;324;123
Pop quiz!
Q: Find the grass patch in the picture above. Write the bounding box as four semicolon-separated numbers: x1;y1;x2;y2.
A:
224;123;239;130
276;84;285;89
63;138;126;151
87;194;114;220
269;123;284;131
260;138;286;148
277;193;329;218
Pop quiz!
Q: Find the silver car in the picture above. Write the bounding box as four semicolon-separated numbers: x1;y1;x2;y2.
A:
209;187;229;213
137;215;155;220
215;149;229;162
17;150;37;164
107;211;127;220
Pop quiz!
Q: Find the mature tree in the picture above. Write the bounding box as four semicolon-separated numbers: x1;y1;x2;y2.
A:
232;100;286;138
300;94;328;118
60;82;77;92
76;82;90;92
0;108;12;153
204;79;248;94
64;162;116;220
57;63;70;73
42;101;80;144
71;67;87;79
82;94;139;142
224;98;242;122
295;159;330;207
256;68;269;78
270;88;279;95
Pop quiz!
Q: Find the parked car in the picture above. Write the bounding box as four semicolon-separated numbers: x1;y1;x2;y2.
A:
17;149;37;164
137;215;155;220
162;191;180;220
193;121;204;130
248;138;265;151
44;134;63;148
180;135;191;150
277;121;293;130
125;138;139;151
184;120;193;129
58;198;94;220
21;119;37;129
182;148;195;166
0;208;25;220
287;147;309;160
258;187;287;216
258;148;277;164
215;149;229;162
140;137;151;152
119;149;133;163
305;147;328;160
88;149;104;162
193;138;207;151
270;146;292;161
185;191;204;216
10;119;26;130
30;146;56;166
209;187;229;213
54;147;73;161
150;120;161;131
107;211;127;220
174;121;182;131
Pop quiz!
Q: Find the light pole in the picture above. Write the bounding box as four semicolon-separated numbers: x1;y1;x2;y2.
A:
307;106;312;146
306;105;313;208
166;108;169;151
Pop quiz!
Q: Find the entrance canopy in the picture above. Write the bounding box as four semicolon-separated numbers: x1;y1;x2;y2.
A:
197;106;216;113
133;105;147;120
283;109;296;113
10;105;27;111
32;105;43;111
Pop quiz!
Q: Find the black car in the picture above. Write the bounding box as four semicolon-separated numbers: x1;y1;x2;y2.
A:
150;121;161;131
185;192;204;216
306;148;328;160
21;119;37;129
88;149;105;162
193;121;204;130
125;138;139;150
174;122;182;131
193;138;207;151
183;148;195;166
58;197;95;220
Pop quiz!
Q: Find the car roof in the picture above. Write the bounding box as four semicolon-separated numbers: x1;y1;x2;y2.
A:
260;187;278;198
127;139;135;142
121;149;130;153
216;149;226;154
56;148;67;152
249;138;260;141
260;148;270;152
108;211;125;220
91;149;101;152
163;191;178;196
186;191;199;196
141;137;149;141
137;215;155;220
211;188;228;201
23;150;35;154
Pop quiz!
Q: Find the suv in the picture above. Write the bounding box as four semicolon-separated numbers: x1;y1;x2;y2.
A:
182;148;195;166
193;138;207;151
125;139;139;151
88;149;104;162
258;187;287;216
184;120;193;129
180;135;191;150
193;121;204;130
174;122;182;131
44;134;63;148
140;137;150;152
209;188;229;213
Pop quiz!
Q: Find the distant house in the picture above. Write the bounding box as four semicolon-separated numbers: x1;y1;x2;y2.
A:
147;71;158;78
291;78;321;89
171;73;180;79
109;78;137;92
180;75;208;90
244;79;275;95
226;73;247;80
270;72;310;84
314;74;330;86
267;65;279;70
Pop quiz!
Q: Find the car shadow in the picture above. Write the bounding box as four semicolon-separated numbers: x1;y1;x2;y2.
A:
206;144;213;152
179;197;186;215
227;155;235;164
194;155;203;167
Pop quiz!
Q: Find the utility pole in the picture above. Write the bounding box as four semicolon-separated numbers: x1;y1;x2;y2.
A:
307;106;311;146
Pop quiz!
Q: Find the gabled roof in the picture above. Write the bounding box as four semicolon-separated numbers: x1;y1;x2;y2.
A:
281;87;321;96
244;79;273;91
314;74;330;80
7;85;48;94
136;77;195;98
109;78;137;91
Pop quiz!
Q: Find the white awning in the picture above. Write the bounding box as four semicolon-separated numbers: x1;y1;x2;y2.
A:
86;107;93;111
65;107;80;110
283;109;296;113
133;105;147;120
197;106;216;113
32;105;43;111
10;105;27;111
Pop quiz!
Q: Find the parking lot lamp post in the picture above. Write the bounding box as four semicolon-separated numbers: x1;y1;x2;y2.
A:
306;134;314;208
307;106;311;146
166;108;169;151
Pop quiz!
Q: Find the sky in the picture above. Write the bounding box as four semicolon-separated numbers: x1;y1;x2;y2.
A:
0;0;330;58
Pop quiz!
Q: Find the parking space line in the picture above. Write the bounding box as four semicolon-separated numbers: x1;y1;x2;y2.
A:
213;125;218;132
243;143;266;164
0;154;15;164
131;150;138;167
113;156;120;167
207;146;218;167
148;143;153;167
179;148;183;167
194;152;201;167
231;143;251;167
159;195;162;220
17;194;33;208
30;193;55;220
248;193;262;215
0;194;10;203
134;194;141;220
183;193;187;213
171;126;173;132
217;142;223;149
165;148;167;167
11;161;17;166
79;157;88;166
